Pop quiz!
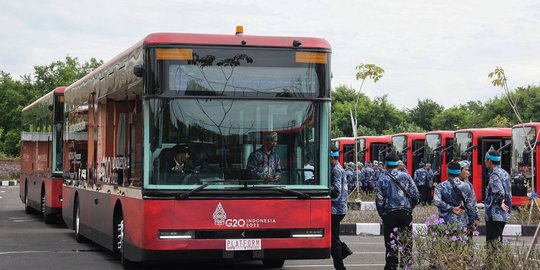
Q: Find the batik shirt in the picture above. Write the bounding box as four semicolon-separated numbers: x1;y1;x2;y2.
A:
362;167;374;187
426;169;435;188
434;177;479;228
414;168;428;186
246;148;282;181
331;162;348;215
376;169;420;218
485;166;512;222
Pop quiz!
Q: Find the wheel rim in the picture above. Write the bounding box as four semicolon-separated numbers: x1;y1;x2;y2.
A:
41;194;46;215
117;219;124;251
75;204;80;235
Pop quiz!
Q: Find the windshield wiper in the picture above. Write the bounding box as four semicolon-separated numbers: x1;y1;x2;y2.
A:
176;183;210;199
245;185;311;199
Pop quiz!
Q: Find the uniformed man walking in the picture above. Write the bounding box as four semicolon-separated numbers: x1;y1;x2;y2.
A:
376;152;419;270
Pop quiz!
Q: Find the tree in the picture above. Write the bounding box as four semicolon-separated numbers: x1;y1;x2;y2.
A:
407;98;444;131
0;56;103;157
33;56;103;96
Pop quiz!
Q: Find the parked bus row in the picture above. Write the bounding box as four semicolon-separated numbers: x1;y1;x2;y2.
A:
332;125;538;206
20;29;333;268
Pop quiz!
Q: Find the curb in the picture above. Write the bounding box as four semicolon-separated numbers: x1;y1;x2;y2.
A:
341;223;536;237
0;180;17;186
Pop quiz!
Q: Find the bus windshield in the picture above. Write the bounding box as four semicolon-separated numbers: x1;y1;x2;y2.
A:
147;99;327;190
512;126;536;178
392;135;407;164
453;132;473;161
357;138;366;163
425;134;442;173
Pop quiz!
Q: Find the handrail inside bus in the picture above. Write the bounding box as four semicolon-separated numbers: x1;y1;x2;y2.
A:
441;144;454;153
412;146;425;156
461;145;477;155
497;142;512;152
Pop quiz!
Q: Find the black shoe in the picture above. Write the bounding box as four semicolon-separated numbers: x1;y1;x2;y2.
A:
342;244;353;259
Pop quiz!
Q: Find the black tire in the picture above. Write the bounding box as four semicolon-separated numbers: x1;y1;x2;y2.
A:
42;191;55;224
24;185;33;214
74;200;88;243
262;259;285;268
116;215;136;269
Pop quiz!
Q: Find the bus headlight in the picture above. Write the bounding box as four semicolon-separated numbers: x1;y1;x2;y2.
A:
291;229;324;238
158;230;194;240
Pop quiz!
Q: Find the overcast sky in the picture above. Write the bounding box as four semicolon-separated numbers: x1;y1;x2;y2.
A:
1;0;539;109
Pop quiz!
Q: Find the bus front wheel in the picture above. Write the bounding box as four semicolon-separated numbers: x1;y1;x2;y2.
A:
74;200;88;243
116;216;136;269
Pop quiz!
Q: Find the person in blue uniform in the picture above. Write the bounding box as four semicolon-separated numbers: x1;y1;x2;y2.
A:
362;162;374;193
330;147;352;270
414;162;430;206
425;163;435;204
433;161;479;233
376;152;419;270
397;160;408;174
484;149;512;244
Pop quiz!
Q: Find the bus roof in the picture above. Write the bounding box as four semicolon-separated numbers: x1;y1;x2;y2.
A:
392;133;425;140
512;123;540;129
358;135;392;143
65;32;331;97
144;32;332;49
22;86;65;112
455;127;511;136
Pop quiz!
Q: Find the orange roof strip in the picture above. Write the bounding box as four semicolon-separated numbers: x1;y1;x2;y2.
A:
295;52;327;64
156;48;193;60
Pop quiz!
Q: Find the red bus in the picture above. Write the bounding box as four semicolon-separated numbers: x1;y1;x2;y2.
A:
331;137;355;166
511;123;540;206
391;133;426;175
357;135;391;164
453;128;512;204
20;87;65;224
423;131;454;184
60;31;332;267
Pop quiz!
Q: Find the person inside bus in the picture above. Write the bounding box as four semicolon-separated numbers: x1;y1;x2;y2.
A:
161;144;197;183
246;132;282;183
303;153;315;184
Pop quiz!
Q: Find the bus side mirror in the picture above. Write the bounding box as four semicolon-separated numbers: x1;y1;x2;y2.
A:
133;65;144;78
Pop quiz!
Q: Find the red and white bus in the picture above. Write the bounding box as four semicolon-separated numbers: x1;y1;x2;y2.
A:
423;131;454;184
453;128;512;204
331;137;355;166
357;135;392;164
20;87;65;224
60;30;332;267
391;133;426;175
511;123;540;206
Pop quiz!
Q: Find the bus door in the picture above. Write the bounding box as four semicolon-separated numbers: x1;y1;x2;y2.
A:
371;143;389;164
412;140;425;173
480;138;510;200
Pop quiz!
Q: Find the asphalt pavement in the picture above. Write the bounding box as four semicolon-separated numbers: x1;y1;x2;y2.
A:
0;185;535;270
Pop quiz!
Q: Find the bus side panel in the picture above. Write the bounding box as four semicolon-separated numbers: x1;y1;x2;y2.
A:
44;178;63;211
77;188;118;251
19;140;35;204
62;185;77;230
26;175;43;212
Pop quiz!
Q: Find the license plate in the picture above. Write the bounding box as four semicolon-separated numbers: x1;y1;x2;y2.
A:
225;239;262;251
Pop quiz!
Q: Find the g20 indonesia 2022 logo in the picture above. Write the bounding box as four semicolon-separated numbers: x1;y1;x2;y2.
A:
212;202;276;228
